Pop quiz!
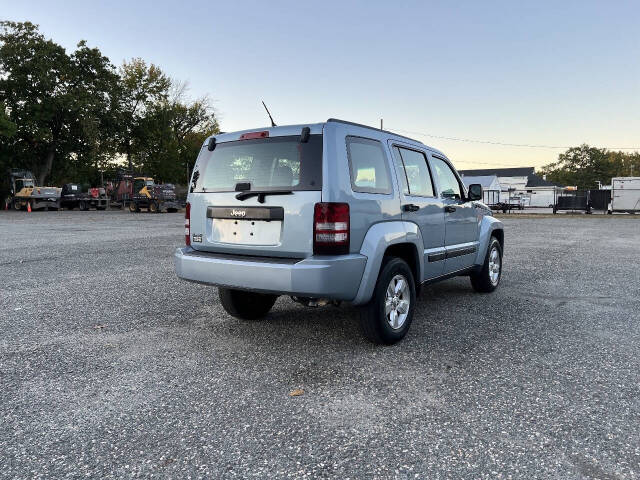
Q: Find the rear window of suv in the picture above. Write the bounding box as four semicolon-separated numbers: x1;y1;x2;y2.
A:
194;135;323;192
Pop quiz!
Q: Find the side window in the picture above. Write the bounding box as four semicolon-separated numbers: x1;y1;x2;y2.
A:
393;147;435;197
346;136;392;194
430;157;462;199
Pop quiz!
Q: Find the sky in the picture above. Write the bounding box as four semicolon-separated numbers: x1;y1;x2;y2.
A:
2;0;639;169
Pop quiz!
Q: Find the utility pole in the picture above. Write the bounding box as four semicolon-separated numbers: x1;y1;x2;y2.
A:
380;119;383;130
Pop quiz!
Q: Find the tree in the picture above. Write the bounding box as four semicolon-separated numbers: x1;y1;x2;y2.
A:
0;21;119;185
116;58;171;171
0;103;16;139
1;22;220;188
541;144;640;189
131;82;218;183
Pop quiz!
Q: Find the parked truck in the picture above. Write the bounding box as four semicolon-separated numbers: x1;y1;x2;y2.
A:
128;177;180;213
60;183;109;210
107;171;179;212
608;177;640;214
6;169;61;210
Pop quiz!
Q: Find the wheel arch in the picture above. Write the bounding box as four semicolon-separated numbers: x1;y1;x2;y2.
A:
474;216;504;266
492;228;504;251
383;243;421;297
351;221;424;305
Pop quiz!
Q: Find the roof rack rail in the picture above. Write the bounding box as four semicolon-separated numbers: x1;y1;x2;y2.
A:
326;118;424;144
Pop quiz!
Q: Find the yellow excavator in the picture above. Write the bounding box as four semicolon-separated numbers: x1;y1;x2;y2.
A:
128;176;180;213
7;169;61;210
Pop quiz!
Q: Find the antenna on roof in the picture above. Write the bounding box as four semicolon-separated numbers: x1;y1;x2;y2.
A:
261;100;277;127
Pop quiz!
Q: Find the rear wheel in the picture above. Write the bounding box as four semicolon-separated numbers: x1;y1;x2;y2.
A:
470;237;502;293
129;201;139;213
149;201;159;213
358;257;416;345
218;288;278;320
13;200;22;211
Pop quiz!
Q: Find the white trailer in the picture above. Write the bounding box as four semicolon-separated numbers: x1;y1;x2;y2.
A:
608;177;640;213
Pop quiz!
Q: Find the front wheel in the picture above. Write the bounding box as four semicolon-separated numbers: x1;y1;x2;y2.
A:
149;201;159;213
470;237;502;293
129;201;139;213
218;288;278;320
358;257;416;345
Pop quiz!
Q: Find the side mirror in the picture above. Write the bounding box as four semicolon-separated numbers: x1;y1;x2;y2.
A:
468;183;483;201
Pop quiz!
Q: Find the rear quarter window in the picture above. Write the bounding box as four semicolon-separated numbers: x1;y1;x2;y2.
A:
346;136;392;194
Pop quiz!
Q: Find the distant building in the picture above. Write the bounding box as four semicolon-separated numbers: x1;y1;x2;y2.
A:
460;175;501;205
459;167;563;207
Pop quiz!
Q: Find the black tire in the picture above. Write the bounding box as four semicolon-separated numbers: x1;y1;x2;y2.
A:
79;201;88;211
470;237;502;293
129;201;139;213
149;201;159;213
358;257;416;345
218;288;278;320
13;200;22;211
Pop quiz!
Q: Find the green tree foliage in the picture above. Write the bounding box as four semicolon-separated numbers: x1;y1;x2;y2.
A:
541;144;640;189
0;21;120;185
0;21;219;189
132;83;218;183
0;103;16;138
116;58;171;171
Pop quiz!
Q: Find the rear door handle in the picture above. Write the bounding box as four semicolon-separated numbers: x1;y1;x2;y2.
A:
402;204;420;212
444;205;457;213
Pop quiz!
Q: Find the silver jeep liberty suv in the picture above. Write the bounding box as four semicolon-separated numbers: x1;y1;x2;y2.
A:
175;119;504;344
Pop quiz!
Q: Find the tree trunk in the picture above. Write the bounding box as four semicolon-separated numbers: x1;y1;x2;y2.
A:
126;138;132;172
39;149;55;186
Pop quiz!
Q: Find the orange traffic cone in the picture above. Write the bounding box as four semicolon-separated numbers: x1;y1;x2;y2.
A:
27;201;32;213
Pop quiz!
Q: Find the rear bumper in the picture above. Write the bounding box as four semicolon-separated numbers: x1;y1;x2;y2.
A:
174;247;367;301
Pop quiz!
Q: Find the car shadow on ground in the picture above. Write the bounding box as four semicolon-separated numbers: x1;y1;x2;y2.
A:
200;276;504;354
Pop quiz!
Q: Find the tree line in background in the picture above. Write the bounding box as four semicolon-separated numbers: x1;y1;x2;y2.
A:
2;21;639;196
540;144;640;190
0;21;218;193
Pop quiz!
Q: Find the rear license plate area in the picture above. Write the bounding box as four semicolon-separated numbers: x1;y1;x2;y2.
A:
207;206;284;245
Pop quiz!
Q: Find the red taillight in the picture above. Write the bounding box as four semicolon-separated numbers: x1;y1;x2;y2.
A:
185;202;191;246
313;202;349;255
239;131;269;140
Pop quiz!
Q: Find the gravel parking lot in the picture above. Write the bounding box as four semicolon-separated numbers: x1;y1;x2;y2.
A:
1;211;639;479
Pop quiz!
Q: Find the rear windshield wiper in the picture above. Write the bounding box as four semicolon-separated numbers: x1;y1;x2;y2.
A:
235;190;293;203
